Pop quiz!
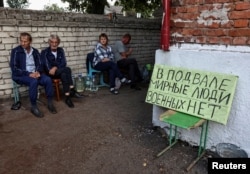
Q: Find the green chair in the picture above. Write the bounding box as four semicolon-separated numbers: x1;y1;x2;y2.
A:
157;110;209;171
12;80;20;103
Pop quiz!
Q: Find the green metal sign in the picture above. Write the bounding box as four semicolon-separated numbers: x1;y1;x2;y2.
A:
146;64;238;125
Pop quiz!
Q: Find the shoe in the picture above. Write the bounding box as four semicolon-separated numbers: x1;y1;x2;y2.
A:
48;104;57;114
130;84;141;90
110;88;119;95
11;101;21;110
65;98;74;108
31;106;44;118
74;92;84;98
120;78;131;84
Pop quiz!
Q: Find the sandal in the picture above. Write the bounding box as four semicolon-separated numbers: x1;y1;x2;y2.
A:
110;88;119;95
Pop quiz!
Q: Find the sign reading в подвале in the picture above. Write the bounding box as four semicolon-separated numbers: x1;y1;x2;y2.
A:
145;64;238;125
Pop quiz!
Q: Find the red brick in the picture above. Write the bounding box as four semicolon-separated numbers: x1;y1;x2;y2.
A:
180;29;202;36
199;5;209;12
247;39;250;45
204;0;233;3
217;0;234;4
204;0;218;4
186;6;199;13
192;29;203;36
199;4;215;12
181;21;198;28
197;23;206;28
184;0;200;5
173;21;185;28
205;29;227;36
234;19;249;28
182;29;194;35
221;20;234;28
235;2;250;10
232;37;248;45
171;28;182;34
174;21;198;28
171;7;178;14
196;36;207;43
177;7;187;13
207;37;220;44
180;13;199;20
229;10;250;19
220;37;232;45
172;13;183;20
207;22;220;29
184;37;194;43
228;29;250;37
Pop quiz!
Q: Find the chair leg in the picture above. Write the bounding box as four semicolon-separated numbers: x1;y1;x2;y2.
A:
53;79;60;101
99;73;109;87
88;71;108;88
13;81;19;103
55;82;60;101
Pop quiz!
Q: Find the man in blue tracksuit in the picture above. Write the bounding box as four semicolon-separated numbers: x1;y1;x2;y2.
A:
10;32;57;118
41;34;82;108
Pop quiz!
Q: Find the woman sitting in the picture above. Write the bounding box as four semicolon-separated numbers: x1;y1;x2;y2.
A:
93;33;130;95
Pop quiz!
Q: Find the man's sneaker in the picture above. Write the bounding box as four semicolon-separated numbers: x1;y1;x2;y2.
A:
110;88;119;95
121;78;131;84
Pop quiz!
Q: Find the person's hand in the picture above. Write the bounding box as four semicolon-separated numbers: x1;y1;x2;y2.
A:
34;71;40;78
49;67;57;75
29;71;40;79
102;58;110;62
121;48;132;59
29;72;36;78
128;48;133;55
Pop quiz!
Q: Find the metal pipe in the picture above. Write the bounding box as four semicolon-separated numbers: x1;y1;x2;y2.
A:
161;0;171;51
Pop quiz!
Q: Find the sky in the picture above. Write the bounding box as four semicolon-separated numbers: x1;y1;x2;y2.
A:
4;0;115;10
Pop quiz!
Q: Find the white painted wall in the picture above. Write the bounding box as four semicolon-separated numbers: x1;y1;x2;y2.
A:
153;44;250;156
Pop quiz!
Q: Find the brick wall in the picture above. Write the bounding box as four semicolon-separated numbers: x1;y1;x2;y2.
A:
170;0;250;45
156;0;250;154
0;8;161;99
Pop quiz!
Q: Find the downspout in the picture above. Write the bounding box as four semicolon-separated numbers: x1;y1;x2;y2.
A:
161;0;171;51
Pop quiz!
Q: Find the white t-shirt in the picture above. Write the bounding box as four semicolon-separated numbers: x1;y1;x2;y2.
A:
52;51;57;59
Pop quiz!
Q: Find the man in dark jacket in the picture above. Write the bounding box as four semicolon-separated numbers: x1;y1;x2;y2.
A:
41;34;81;108
10;32;57;118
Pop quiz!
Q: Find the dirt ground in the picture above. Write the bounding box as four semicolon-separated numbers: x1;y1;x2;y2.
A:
0;83;208;174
